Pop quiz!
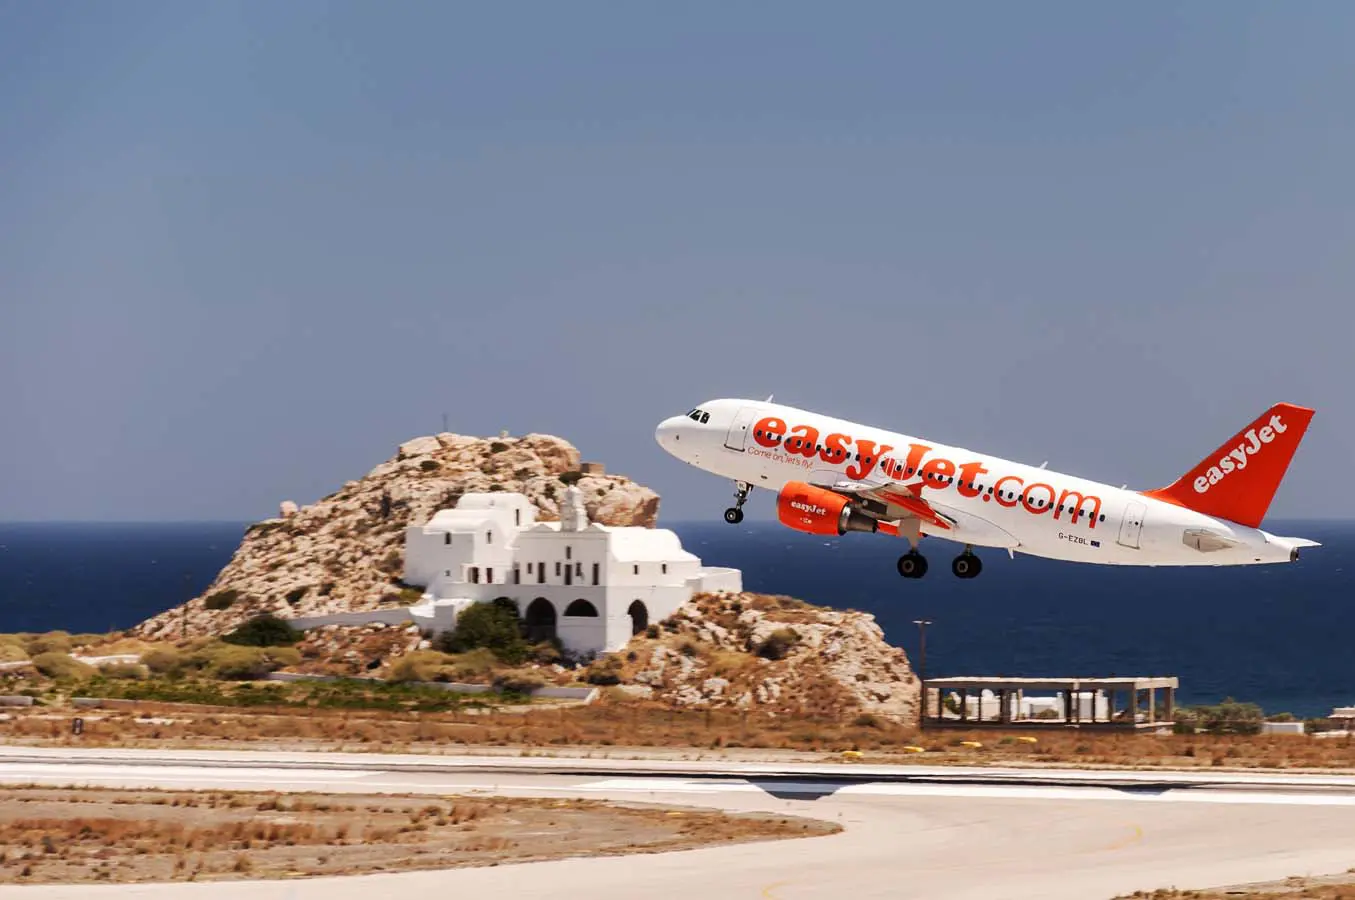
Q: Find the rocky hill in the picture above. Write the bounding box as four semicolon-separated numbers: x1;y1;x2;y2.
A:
605;592;919;720
135;433;659;640
271;592;919;722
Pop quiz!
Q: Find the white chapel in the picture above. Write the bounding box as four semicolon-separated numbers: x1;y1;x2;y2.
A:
397;486;742;656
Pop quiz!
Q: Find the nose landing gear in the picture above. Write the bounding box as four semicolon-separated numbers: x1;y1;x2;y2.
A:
724;481;752;525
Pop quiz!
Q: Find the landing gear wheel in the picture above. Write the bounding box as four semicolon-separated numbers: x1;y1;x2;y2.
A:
723;481;752;524
896;552;928;579
951;553;982;579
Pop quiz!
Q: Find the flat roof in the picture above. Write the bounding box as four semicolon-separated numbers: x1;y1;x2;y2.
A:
925;676;1178;691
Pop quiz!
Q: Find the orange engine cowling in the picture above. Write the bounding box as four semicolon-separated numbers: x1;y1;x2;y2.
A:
776;482;879;536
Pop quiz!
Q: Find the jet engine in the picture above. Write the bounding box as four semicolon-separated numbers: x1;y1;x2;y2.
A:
776;481;879;536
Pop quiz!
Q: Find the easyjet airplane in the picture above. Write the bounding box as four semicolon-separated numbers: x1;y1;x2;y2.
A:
654;399;1318;579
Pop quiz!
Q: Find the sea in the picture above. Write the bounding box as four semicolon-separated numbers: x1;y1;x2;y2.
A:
0;519;1350;717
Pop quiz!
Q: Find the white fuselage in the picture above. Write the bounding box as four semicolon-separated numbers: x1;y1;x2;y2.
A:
656;399;1307;567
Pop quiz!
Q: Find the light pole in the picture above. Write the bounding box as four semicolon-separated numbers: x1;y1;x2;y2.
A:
913;619;932;727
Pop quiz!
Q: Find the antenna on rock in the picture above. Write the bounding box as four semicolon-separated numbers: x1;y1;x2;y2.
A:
441;413;448;433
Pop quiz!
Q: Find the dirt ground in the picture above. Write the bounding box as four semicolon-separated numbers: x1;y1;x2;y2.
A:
1117;874;1355;899
0;787;838;884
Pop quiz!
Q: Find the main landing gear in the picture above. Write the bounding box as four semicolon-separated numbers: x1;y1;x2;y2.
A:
896;551;928;579
896;546;983;580
951;550;982;579
724;481;752;525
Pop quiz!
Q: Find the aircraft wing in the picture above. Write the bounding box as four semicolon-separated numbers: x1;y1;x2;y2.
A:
814;479;1020;549
814;479;956;531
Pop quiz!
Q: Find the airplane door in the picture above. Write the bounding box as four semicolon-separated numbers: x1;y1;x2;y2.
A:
724;407;759;451
1117;501;1146;550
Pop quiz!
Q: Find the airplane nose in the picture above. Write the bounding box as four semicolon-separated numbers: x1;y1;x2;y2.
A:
655;416;685;449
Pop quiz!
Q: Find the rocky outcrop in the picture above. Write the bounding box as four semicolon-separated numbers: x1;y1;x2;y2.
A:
605;592;919;721
134;433;659;640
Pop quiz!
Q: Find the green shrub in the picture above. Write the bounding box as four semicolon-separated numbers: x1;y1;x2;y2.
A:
69;633;108;647
448;648;499;682
528;640;564;665
756;628;801;661
141;647;185;676
0;643;28;663
263;646;301;668
204;590;240;611
419;459;440;472
388;650;455;683
222;615;300;648
493;672;545;695
559;470;584;486
25;632;72;656
437;603;527;664
32;652;94;680
205;645;278;680
399;586;424;602
284;586;309;604
99;662;148;680
1177;698;1264;735
584;654;624;685
489;441;510;454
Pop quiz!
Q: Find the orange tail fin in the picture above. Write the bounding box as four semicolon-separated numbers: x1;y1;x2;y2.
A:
1143;403;1314;528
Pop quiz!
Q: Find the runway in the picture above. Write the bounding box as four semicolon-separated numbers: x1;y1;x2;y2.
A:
4;747;1355;900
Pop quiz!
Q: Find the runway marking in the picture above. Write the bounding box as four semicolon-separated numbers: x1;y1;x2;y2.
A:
760;879;791;898
1097;824;1144;852
575;778;1355;808
6;766;1355;812
0;764;376;779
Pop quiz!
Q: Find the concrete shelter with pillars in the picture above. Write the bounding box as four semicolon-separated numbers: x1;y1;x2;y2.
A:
921;676;1179;730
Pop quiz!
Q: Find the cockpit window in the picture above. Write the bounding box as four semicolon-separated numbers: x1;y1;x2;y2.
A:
687;408;710;423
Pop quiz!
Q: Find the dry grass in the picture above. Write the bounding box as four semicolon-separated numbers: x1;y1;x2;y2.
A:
0;787;836;884
6;697;1355;770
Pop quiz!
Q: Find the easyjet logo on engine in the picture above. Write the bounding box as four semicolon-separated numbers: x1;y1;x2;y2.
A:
1193;414;1288;494
790;500;828;517
753;416;1103;528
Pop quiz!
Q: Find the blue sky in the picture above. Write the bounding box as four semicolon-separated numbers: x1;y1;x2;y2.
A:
2;2;1352;522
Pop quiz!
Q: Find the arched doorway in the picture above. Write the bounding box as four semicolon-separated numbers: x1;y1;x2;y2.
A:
564;599;599;617
491;597;521;618
524;598;557;643
627;600;649;636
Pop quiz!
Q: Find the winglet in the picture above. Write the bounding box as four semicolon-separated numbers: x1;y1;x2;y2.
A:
1143;403;1314;528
